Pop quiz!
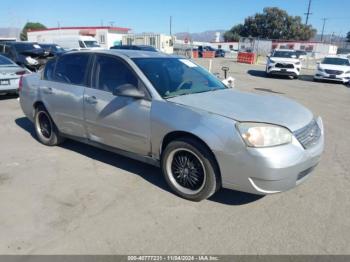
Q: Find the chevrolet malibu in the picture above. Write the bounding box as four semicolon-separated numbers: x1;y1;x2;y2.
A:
19;50;324;201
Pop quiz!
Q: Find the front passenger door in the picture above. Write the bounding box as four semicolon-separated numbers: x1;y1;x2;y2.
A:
84;54;151;156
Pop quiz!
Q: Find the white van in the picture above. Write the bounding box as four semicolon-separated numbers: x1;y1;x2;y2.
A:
53;36;101;50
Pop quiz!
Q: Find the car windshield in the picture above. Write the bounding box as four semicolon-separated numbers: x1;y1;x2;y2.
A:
84;41;100;48
322;57;350;66
272;51;296;58
133;58;227;98
0;55;14;66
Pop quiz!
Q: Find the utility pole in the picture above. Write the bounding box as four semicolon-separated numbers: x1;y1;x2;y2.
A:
305;0;312;25
321;18;328;42
170;16;172;36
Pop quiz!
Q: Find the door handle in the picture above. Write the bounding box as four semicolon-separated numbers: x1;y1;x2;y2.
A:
85;96;98;104
43;87;53;95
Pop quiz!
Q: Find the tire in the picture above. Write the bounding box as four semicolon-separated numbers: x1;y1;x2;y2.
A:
293;75;299;79
265;71;272;78
161;137;221;201
34;105;64;146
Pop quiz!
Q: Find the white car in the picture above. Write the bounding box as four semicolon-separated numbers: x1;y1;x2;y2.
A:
266;49;302;79
314;56;350;84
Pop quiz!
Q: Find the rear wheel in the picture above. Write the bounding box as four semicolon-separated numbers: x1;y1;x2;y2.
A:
34;105;64;146
161;138;221;201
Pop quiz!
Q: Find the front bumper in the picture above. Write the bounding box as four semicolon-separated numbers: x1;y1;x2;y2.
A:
216;117;324;195
314;71;350;83
267;64;301;76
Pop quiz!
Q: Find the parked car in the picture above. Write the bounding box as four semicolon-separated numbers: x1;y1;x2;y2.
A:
0;54;28;95
19;50;324;201
314;56;350;84
39;44;66;56
110;45;158;52
295;50;307;60
0;42;48;71
215;49;226;58
197;46;217;57
52;36;101;51
266;49;301;79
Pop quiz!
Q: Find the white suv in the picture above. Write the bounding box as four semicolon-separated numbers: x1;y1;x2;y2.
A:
314;56;350;84
266;49;302;79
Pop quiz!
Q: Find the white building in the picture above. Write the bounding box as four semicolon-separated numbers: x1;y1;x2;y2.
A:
273;41;338;59
122;34;174;54
27;26;130;49
210;42;239;51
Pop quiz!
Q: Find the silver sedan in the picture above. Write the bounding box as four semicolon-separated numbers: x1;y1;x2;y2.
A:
0;54;27;95
19;50;324;201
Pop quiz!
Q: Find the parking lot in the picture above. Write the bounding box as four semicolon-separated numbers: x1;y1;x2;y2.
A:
0;59;349;255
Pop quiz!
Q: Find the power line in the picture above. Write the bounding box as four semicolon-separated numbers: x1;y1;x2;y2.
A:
305;0;312;25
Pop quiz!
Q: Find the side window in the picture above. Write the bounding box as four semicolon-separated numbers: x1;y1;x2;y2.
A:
53;54;89;85
93;55;139;93
79;41;85;48
43;58;56;81
0;44;4;53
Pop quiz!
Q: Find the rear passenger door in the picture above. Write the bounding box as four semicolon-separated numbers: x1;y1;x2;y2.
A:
83;54;151;156
41;53;91;138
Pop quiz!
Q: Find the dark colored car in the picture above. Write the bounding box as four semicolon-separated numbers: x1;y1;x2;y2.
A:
110;45;158;52
197;46;219;57
39;44;66;56
215;49;226;58
0;42;48;71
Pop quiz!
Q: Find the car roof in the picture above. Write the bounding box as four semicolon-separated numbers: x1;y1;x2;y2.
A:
4;41;37;45
324;55;348;59
274;49;296;52
66;49;182;59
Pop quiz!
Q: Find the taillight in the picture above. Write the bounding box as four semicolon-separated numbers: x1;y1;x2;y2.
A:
16;70;27;76
18;76;24;93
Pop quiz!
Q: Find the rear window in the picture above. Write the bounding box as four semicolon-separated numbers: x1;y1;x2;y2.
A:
53;54;90;85
43;58;56;80
0;55;14;65
14;43;42;52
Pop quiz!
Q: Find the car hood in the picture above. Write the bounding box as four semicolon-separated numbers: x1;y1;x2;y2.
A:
167;89;313;131
319;64;350;71
270;57;300;64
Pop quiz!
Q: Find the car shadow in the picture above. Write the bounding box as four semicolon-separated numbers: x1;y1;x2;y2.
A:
15;116;264;206
247;69;294;80
0;94;18;100
299;74;349;86
247;69;267;78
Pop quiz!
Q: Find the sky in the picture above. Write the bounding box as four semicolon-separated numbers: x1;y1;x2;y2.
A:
0;0;350;37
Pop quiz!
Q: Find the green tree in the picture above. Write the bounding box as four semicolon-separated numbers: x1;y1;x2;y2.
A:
20;22;47;41
224;7;317;41
346;31;350;43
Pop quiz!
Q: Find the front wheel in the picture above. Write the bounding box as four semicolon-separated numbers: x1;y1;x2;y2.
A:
34;105;64;146
161;138;221;201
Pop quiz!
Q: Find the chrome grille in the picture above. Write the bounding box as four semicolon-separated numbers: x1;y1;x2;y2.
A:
325;69;343;75
276;63;294;69
294;120;321;149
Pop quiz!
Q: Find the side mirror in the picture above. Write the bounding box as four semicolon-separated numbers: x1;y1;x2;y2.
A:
267;54;271;58
112;84;145;99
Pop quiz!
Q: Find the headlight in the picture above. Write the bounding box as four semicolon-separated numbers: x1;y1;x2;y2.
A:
345;71;350;74
295;61;301;65
269;59;276;64
317;65;324;72
25;56;39;65
237;122;292;148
